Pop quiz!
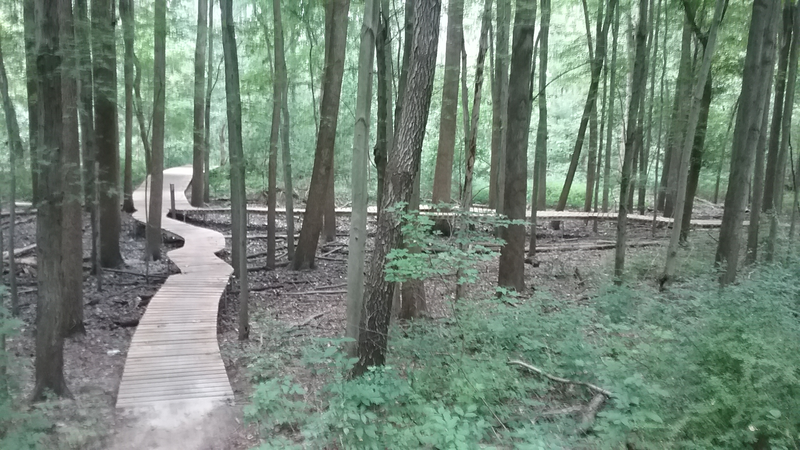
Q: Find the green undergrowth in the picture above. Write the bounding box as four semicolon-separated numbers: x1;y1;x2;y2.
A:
243;211;800;449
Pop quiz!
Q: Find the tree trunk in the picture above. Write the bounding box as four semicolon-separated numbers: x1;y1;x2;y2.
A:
23;0;39;205
680;74;713;243
354;0;440;376
746;79;773;264
638;0;657;215
529;0;550;255
555;0;616;222
93;0;123;268
120;0;135;213
32;0;70;400
490;0;511;212
57;0;85;337
267;48;280;270
293;0;350;270
192;0;209;207
374;0;394;215
0;34;21;317
583;0;602;216
613;0;648;282
762;3;793;214
220;0;249;340
147;0;167;262
204;0;215;203
431;0;464;208
716;0;779;285
766;2;800;261
603;5;619;212
274;0;294;260
661;21;693;218
498;0;537;292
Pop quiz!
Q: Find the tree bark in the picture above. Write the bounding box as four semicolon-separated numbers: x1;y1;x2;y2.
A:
32;0;70;400
762;3;793;214
431;0;464;209
220;0;249;340
746;78;773;264
293;0;350;270
93;0;123;267
23;0;39;205
274;0;294;261
121;0;135;213
267;41;280;270
132;56;152;174
75;0;95;209
716;0;779;285
680;74;713;243
204;0;215;203
498;0;537;292
602;5;619;212
192;0;209;207
529;0;551;255
354;0;440;375
374;0;394;216
490;0;511;211
583;0;602;216
554;0;616;222
614;0;648;282
147;0;167;262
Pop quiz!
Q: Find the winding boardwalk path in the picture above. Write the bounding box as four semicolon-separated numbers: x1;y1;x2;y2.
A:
112;166;235;449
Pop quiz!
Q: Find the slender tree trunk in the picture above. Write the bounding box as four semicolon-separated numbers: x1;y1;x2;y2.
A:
762;3;793;214
431;0;464;208
192;0;209;206
147;0;167;262
746;80;773;264
603;5;619;212
498;0;537;292
614;0;648;282
530;0;550;255
716;0;779;285
681;74;714;242
75;0;94;208
766;3;800;261
204;0;215;203
275;0;294;260
491;0;511;212
583;0;602;215
120;0;135;213
346;0;377;354
32;0;70;400
555;0;616;222
23;0;39;205
267;39;280;270
133;56;152;174
354;0;440;375
93;0;123;267
220;0;249;340
293;0;350;270
0;35;21;317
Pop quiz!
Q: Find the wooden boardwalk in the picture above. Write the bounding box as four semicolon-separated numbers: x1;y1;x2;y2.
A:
117;166;233;409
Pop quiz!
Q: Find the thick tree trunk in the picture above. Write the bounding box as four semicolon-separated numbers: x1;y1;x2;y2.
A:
766;3;800;261
614;0;648;282
23;0;39;204
716;0;779;285
431;0;464;208
680;75;713;243
498;0;537;292
762;4;793;214
220;0;249;340
490;0;511;212
293;0;350;270
32;0;70;400
746;81;773;264
354;0;440;375
93;0;123;267
121;0;135;213
374;0;394;216
555;0;616;222
204;0;215;203
147;0;167;262
192;0;209;207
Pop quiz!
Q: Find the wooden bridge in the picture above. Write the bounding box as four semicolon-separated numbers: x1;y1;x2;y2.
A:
117;166;234;410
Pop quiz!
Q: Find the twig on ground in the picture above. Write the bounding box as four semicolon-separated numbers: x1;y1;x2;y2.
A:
508;359;613;397
284;289;346;295
578;393;607;433
286;310;327;330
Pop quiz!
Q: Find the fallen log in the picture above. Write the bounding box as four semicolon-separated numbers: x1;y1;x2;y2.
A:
508;359;613;397
1;244;36;261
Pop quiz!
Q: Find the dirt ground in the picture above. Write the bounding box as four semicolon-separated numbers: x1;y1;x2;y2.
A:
1;201;722;449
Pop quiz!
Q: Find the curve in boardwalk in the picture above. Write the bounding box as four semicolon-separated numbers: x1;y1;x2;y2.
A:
117;166;233;409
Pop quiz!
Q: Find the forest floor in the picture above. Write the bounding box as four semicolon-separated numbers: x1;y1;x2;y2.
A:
1;201;725;449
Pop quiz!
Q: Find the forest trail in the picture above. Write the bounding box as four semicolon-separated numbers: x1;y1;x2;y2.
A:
111;166;238;450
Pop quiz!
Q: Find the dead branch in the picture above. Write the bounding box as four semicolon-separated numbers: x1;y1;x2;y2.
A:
578;393;607;434
508;359;613;397
1;244;36;260
287;310;327;329
284;289;346;296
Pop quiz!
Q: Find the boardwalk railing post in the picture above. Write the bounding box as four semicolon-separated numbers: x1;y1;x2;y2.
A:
170;183;176;219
